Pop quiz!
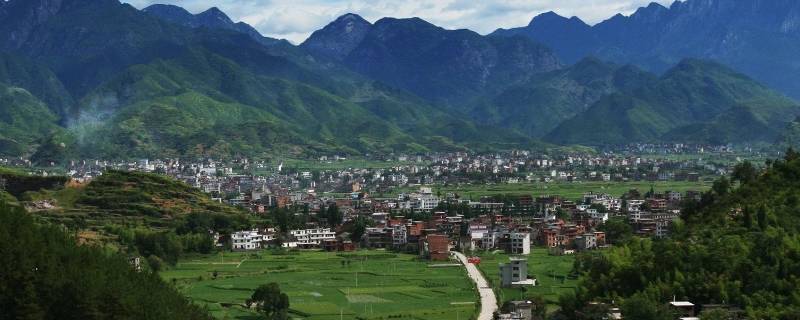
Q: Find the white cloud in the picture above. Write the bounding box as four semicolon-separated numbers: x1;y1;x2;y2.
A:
124;0;677;44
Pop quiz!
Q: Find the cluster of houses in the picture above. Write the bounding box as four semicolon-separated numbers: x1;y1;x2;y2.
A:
221;183;698;264
12;143;749;214
229;228;338;250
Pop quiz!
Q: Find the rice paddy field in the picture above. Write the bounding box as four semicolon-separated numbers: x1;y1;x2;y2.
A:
475;249;579;313
160;250;478;320
393;180;712;200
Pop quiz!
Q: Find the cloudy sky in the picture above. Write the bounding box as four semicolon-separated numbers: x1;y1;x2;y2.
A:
125;0;676;44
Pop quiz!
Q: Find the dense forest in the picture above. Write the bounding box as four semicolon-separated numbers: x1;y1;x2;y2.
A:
0;201;212;319
558;151;800;319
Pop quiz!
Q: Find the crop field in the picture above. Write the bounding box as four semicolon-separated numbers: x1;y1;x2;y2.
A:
160;250;478;320
475;249;579;312
394;180;711;200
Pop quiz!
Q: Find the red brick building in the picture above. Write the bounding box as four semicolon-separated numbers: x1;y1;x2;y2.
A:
420;234;450;261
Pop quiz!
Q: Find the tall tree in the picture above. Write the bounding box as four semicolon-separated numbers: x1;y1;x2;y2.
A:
248;283;290;320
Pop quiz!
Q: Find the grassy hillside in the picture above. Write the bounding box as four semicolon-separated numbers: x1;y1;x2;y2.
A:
546;59;800;145
0;53;73;115
0;83;63;156
470;58;657;137
66;47;532;158
77;170;243;218
0;0;534;159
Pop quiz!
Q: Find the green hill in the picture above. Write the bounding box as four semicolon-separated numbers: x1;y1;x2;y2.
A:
546;59;800;145
68;47;511;157
470;58;657;137
565;153;800;318
0;1;536;158
76;170;243;218
0;83;63;156
0;53;73;115
0;202;212;319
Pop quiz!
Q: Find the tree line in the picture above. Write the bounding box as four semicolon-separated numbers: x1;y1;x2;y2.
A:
555;152;800;319
0;201;211;320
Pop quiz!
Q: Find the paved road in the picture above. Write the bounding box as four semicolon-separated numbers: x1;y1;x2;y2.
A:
453;251;498;320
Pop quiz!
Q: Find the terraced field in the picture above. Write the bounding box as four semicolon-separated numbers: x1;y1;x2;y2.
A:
160;251;478;320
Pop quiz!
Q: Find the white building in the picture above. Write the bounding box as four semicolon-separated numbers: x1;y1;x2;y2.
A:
290;228;336;247
232;230;266;251
507;232;531;255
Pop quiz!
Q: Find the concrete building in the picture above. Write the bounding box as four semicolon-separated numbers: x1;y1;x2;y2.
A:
232;230;265;251
392;224;408;247
499;257;536;287
506;232;531;255
290;228;336;248
575;233;597;251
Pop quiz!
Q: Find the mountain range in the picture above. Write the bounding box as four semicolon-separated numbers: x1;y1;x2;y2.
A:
0;0;798;160
493;0;800;100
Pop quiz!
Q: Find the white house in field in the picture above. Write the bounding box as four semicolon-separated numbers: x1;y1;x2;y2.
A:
231;230;267;251
290;228;336;248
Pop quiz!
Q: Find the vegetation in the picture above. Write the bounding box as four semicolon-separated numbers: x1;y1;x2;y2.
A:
547;59;800;145
24;170;251;266
470;57;655;138
77;170;243;217
2;0;797;158
476;249;579;313
0;167;68;198
160;250;478;320
561;153;800;318
0;201;212;319
248;283;290;320
407;180;711;200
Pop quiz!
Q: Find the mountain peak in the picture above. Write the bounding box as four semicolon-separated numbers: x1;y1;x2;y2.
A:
142;4;280;45
529;11;568;26
335;13;368;23
301;12;373;61
197;6;233;24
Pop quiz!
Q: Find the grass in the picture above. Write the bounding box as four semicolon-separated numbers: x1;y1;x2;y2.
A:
474;249;578;313
160;250;478;320
636;152;772;164
393;180;711;200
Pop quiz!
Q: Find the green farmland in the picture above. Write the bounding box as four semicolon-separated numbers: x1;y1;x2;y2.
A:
160;250;477;320
475;249;579;312
400;180;712;200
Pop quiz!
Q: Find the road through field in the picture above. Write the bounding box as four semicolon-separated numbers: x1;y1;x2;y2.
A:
453;251;497;320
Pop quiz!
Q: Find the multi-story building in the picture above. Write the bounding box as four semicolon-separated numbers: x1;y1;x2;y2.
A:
290;228;336;248
420;234;450;261
500;232;531;255
499;257;535;287
392;224;408;247
510;232;531;255
232;230;265;251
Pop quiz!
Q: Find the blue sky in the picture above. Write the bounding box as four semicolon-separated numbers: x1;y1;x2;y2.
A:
125;0;675;44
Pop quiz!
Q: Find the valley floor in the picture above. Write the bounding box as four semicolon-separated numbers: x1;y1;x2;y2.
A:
160;250;478;320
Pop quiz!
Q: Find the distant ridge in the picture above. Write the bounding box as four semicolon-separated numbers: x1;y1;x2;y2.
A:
492;0;800;99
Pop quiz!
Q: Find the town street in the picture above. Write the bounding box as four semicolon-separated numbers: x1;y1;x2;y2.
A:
453;251;498;320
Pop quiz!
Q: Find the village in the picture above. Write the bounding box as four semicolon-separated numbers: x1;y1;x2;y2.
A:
0;145;754;319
